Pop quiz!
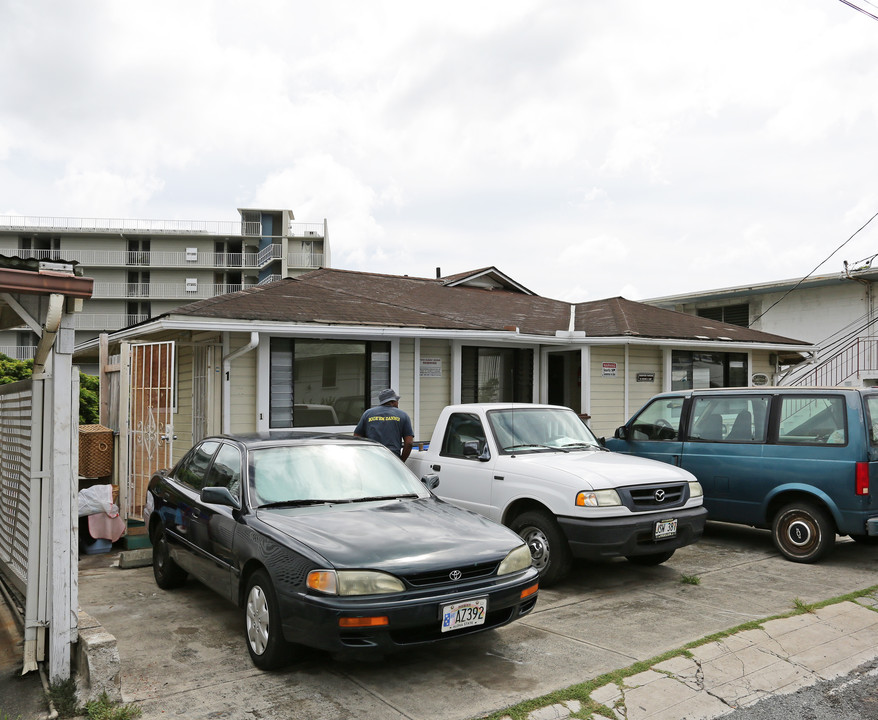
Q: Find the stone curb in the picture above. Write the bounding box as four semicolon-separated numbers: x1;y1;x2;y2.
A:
498;596;878;720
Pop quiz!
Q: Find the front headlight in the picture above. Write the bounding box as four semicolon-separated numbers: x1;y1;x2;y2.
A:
689;481;703;498
576;489;622;507
498;544;533;576
307;569;405;596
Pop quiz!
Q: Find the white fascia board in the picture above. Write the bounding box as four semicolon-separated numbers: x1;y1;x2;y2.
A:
74;316;816;355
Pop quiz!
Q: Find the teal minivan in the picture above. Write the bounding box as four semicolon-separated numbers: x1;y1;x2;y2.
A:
605;387;878;563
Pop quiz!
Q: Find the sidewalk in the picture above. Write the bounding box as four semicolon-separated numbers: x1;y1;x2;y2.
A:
506;596;878;720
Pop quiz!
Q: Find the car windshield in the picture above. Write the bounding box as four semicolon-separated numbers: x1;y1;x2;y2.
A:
487;407;601;453
249;443;429;507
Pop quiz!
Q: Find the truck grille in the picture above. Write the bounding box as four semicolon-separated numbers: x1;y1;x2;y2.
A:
624;483;687;511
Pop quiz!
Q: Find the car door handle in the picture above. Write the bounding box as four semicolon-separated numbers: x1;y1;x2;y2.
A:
430;464;441;471
493;475;504;481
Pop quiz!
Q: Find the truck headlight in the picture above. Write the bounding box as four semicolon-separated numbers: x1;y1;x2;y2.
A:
576;489;621;507
689;481;703;498
498;544;533;575
307;570;405;596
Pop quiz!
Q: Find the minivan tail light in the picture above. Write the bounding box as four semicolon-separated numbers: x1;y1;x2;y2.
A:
856;462;870;496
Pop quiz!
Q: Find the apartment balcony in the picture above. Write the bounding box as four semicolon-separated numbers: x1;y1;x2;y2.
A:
93;282;260;300
0;345;36;360
0;215;325;239
0;245;286;269
71;314;150;331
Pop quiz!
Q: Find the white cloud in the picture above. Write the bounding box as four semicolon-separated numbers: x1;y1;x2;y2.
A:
2;0;878;302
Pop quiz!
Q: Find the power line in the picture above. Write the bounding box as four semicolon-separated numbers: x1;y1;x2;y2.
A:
748;209;878;327
837;0;878;22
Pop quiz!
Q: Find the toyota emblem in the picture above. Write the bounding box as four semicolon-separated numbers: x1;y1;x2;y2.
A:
654;489;666;503
449;570;462;581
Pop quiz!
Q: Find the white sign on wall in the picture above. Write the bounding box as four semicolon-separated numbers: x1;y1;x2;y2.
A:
602;362;617;377
420;358;443;377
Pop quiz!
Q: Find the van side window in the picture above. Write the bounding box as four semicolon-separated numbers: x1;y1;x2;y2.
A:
778;396;846;445
688;396;769;443
866;396;878;446
630;397;684;440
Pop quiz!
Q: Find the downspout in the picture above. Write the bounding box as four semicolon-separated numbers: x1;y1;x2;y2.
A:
32;293;64;375
222;332;259;434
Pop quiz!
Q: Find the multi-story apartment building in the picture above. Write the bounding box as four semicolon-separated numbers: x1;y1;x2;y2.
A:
0;208;329;360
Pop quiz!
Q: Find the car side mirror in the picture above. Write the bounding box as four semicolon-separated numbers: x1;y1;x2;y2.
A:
421;474;440;491
463;440;491;461
201;486;241;510
614;426;627;440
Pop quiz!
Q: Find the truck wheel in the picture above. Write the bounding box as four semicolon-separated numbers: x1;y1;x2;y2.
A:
772;502;835;563
626;550;675;566
510;510;571;587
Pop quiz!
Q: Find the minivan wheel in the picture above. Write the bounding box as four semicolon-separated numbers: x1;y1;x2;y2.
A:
772;502;835;563
510;510;572;587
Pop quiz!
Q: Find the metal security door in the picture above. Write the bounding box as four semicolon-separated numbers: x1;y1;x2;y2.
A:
127;341;175;520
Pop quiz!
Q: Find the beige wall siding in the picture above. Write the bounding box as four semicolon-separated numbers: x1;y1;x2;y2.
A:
589;346;627;437
173;343;194;463
416;340;453;442
626;345;663;420
398;338;415;409
228;334;258;434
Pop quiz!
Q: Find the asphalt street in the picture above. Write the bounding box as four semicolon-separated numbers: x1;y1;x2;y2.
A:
72;521;878;720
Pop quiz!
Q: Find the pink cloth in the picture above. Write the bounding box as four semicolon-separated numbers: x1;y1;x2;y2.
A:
88;512;126;542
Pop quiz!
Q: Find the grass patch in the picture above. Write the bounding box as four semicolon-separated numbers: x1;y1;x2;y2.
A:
48;677;80;718
479;584;878;720
680;573;701;585
83;692;142;720
792;597;815;614
47;680;142;720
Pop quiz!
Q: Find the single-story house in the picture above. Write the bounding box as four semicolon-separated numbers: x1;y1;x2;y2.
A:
73;266;813;523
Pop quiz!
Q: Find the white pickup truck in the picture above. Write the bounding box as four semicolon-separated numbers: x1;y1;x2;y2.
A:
407;403;707;585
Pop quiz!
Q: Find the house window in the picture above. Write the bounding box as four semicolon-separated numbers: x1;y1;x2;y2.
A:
19;236;60;260
697;304;750;327
127;270;150;297
269;338;391;428
672;351;747;390
126;301;151;326
461;347;533;403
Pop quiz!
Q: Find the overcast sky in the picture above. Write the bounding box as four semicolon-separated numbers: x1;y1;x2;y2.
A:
2;1;877;302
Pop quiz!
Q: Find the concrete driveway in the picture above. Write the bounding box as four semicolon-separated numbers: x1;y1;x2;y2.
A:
77;523;878;720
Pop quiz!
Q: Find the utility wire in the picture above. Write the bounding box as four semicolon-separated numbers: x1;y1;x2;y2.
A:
748;209;878;327
837;0;878;22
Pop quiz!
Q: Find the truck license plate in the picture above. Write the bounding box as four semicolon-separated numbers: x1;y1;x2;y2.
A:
654;518;678;540
441;598;487;632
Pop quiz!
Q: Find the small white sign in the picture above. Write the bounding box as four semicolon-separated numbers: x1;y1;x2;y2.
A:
420;358;443;378
602;362;617;377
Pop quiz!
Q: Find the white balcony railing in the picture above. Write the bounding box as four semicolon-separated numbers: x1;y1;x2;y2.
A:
0;247;277;269
71;314;150;331
0;346;36;360
92;282;258;300
0;215;325;239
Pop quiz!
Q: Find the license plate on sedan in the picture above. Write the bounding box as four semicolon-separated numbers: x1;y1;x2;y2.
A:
654;518;678;540
441;598;487;632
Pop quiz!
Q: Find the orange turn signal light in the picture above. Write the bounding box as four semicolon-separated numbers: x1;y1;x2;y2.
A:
338;616;389;628
520;583;539;599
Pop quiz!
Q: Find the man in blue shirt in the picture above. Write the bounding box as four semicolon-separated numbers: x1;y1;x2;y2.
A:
354;388;414;461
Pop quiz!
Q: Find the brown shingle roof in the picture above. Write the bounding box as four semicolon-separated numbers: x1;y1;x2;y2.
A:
171;268;807;346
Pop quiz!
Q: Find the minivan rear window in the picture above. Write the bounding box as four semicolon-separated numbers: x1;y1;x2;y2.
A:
778;395;846;445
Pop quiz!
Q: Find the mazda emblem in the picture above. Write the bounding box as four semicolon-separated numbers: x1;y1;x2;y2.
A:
654;489;666;503
449;570;462;581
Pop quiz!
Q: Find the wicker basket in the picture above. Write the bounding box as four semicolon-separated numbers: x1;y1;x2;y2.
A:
79;425;114;478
